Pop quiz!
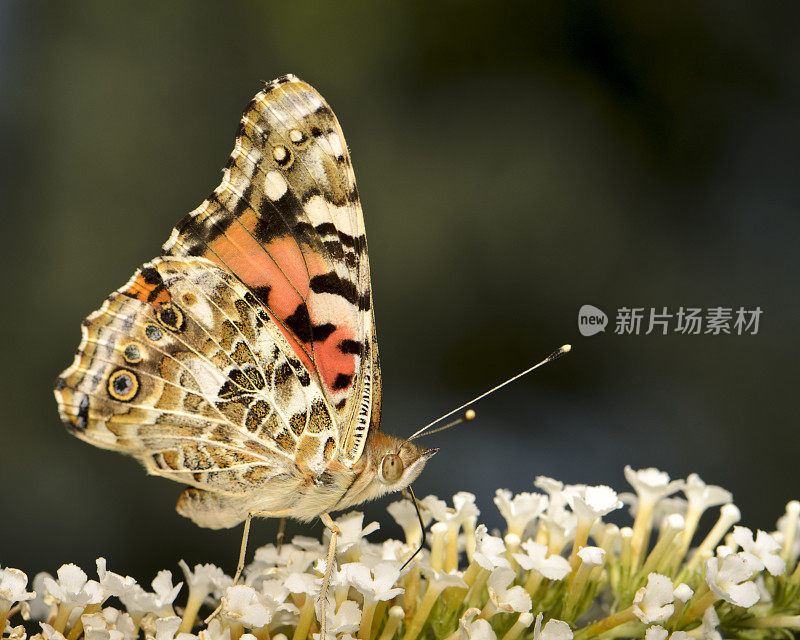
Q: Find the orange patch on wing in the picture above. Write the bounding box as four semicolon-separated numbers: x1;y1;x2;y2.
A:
301;250;358;394
121;272;170;307
207;223;306;315
205;220;359;397
315;324;356;394
205;224;323;377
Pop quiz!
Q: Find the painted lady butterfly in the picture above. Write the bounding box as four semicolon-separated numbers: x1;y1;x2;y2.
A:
54;75;436;538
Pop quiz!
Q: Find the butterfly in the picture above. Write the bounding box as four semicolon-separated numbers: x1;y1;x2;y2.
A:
54;75;437;558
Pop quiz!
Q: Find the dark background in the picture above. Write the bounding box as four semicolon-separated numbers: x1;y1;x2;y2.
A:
1;2;798;580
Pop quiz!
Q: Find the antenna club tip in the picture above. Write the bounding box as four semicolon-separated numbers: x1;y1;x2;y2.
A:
464;409;476;421
561;344;572;353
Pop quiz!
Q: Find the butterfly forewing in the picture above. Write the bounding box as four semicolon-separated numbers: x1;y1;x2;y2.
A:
162;75;379;466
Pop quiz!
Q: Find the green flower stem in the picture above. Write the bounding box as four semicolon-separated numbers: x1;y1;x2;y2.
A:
568;520;592;571
464;526;478;561
291;597;315;640
523;571;543;601
666;598;689;629
501;612;533;640
180;592;206;633
682;505;739;580
401;583;444;640
619;528;633;574
789;555;800;588
461;562;482;588
465;569;489;609
479;600;498;621
442;562;480;611
335;585;349;609
403;566;422;616
376;605;404;640
638;519;683;578
564;558;596;619
253;624;270;640
370;601;388;640
0;603;10;638
741;614;800;629
677;506;704;562
67;603;101;640
597;524;619;559
228;621;245;640
574;605;636;638
505;534;521;573
782;501;800;568
534;527;548;548
51;604;74;634
445;529;460;573
358;598;378;640
630;499;656;570
658;538;684;577
680;591;718;623
129;613;144;636
430;525;447;573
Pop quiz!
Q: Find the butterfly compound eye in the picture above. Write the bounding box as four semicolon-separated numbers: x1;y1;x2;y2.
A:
380;454;404;484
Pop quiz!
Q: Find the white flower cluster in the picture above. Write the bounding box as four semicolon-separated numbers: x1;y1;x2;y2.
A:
3;468;800;640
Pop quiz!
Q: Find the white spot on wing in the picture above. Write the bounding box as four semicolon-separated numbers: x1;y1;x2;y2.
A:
304;195;355;236
273;146;287;162
321;132;344;158
264;171;288;200
292;92;324;117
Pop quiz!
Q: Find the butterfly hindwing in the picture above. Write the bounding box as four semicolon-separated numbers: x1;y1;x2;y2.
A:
55;257;341;502
162;75;379;466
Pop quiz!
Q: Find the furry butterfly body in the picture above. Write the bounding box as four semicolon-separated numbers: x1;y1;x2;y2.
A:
54;75;434;529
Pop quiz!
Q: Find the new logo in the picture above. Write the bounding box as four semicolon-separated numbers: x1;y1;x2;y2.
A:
578;304;608;336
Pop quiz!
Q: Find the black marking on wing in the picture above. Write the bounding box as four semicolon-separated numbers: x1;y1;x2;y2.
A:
76;395;89;431
333;373;353;391
233;184;254;218
311;323;336;341
338;339;361;355
284;303;336;343
309;271;370;310
253;285;271;306
140;267;162;285
310;272;358;305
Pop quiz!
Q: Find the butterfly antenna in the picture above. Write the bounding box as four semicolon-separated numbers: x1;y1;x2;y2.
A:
400;485;425;571
406;344;571;443
410;409;476;440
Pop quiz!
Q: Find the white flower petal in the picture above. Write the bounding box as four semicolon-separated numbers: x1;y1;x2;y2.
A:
0;568;35;605
644;626;668;640
633;574;675;623
705;554;760;608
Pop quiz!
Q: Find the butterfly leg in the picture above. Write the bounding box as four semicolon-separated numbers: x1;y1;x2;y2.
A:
317;512;340;640
204;508;290;624
276;517;287;553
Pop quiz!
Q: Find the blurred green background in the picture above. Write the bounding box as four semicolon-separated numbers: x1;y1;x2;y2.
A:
1;2;798;579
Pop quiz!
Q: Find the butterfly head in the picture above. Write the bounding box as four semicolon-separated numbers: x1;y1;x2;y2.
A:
368;432;437;492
